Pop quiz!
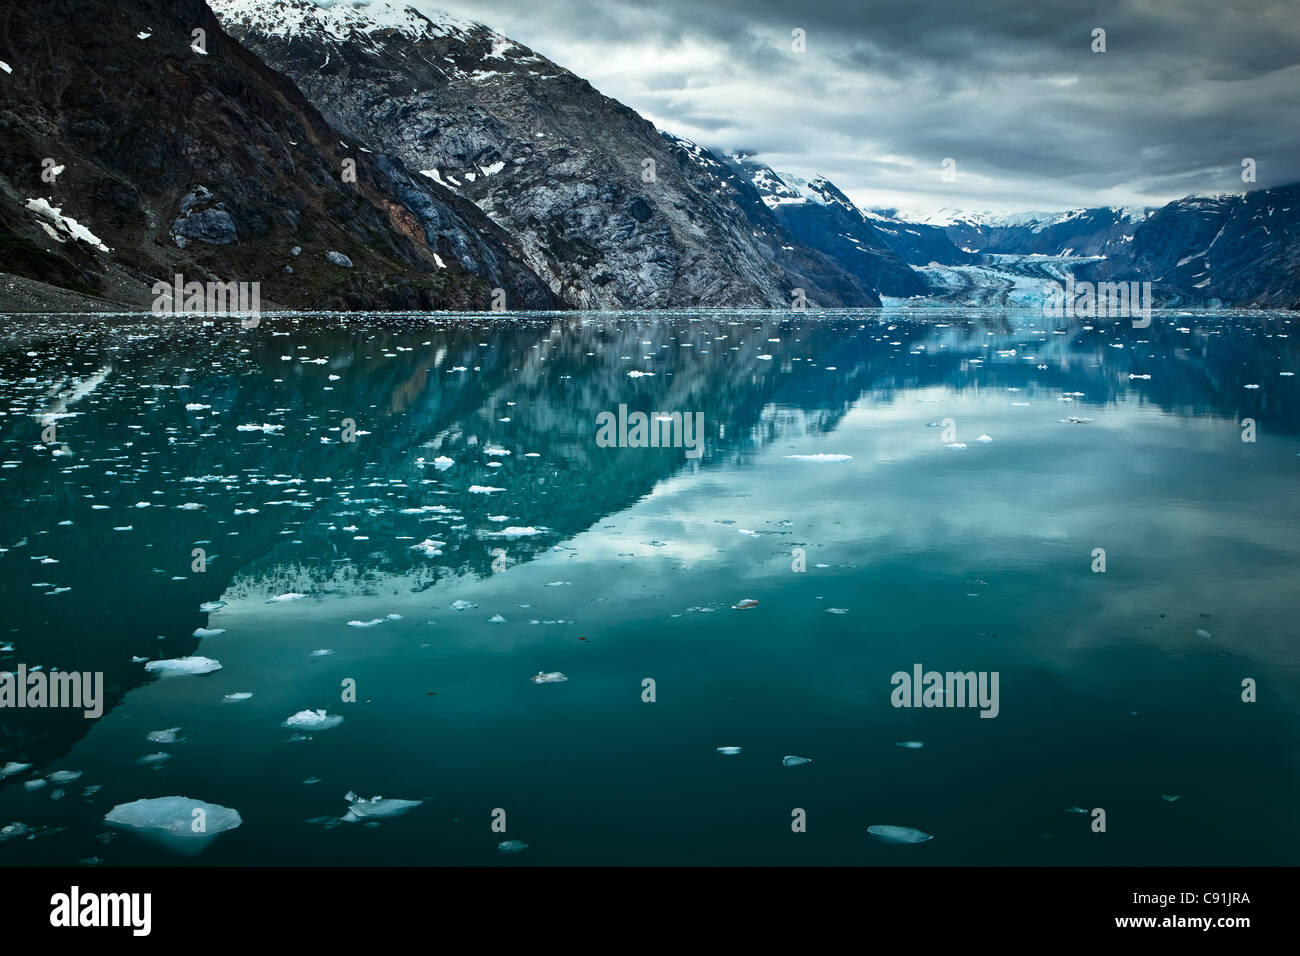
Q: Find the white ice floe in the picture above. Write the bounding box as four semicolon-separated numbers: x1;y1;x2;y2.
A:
867;825;933;844
498;839;528;853
192;627;226;638
732;599;759;610
236;423;284;432
485;526;540;538
199;601;226;613
627;370;654;377
784;453;852;462
145;656;222;677
105;796;241;855
468;485;504;494
409;538;444;556
137;752;171;767
487;614;506;623
530;671;567;684
895;741;925;749
267;592;306;603
782;756;811;766
974;435;993;443
826;608;849;615
309;649;334;657
1195;629;1211;639
1;762;32;778
146;728;181;744
716;746;742;755
432;456;454;470
342;793;422;822
282;709;343;731
222;692;253;702
347;619;384;628
47;770;82;783
450;599;477;610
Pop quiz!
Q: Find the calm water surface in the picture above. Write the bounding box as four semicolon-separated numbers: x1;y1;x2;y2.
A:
0;309;1297;865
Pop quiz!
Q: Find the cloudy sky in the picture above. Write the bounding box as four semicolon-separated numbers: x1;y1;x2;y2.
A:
427;0;1300;216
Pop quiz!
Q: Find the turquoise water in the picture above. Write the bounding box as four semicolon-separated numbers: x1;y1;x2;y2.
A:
1;309;1297;865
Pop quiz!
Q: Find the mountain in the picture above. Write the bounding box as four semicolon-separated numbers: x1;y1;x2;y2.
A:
722;154;928;297
210;0;889;308
0;0;558;312
936;206;1153;259
1080;186;1300;308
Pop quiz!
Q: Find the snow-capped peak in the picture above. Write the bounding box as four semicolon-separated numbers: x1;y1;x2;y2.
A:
209;0;487;47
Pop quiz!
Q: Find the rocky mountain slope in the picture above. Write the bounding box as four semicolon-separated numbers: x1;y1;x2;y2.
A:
1080;185;1300;308
210;0;893;308
0;0;558;312
723;155;929;297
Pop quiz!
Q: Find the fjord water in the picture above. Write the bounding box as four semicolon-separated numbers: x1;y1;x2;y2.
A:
1;309;1297;866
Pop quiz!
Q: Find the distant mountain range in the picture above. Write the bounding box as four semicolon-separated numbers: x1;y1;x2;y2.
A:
0;0;1296;311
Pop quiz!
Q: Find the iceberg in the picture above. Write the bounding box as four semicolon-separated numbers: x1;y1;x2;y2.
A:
105;796;241;855
782;756;811;766
342;794;422;822
145;656;221;677
530;671;567;684
867;825;933;844
282;709;344;731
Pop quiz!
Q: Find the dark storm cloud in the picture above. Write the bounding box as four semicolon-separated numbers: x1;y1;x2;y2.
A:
430;0;1300;213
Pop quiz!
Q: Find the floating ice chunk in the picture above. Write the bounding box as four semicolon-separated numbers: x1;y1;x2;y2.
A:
451;600;477;610
732;599;759;610
498;839;528;853
487;614;506;623
1066;806;1087;814
236;423;283;432
342;794;423;822
486;526;540;538
974;434;993;442
782;756;811;766
199;601;226;613
716;746;742;755
386;614;402;621
531;671;567;684
784;454;852;462
867;825;933;844
1244;384;1260;390
484;447;511;456
137;752;171;767
24;779;47;791
146;729;181;744
309;649;334;657
1195;629;1211;639
348;619;384;628
826;607;849;615
627;370;654;378
544;581;570;587
895;741;925;749
1161;794;1182;802
222;692;253;702
468;485;504;494
192;627;226;638
282;709;343;731
433;457;454;470
105;796;241;855
145;656;221;677
946;442;967;450
267;592;306;603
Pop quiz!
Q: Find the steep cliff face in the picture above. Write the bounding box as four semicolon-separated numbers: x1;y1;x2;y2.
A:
210;0;883;308
0;0;558;311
